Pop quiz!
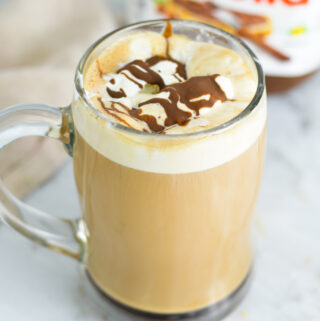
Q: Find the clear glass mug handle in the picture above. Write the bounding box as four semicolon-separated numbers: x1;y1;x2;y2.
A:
0;104;87;261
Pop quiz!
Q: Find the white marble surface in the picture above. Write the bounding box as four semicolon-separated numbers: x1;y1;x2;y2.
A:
1;73;320;320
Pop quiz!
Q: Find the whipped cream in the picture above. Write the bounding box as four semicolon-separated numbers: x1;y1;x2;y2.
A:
150;60;185;84
72;29;266;173
104;72;143;99
84;32;251;134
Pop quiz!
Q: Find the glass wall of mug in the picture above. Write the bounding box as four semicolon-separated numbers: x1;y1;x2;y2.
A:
72;20;266;317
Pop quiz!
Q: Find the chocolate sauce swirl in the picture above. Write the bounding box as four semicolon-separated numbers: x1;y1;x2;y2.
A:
166;75;226;115
106;22;186;99
147;56;187;81
107;87;126;98
118;59;167;90
106;54;187;100
101;22;230;134
104;58;228;133
98;98;133;129
131;75;227;133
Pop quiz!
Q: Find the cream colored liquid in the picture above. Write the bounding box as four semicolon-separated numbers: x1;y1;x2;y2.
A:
74;26;266;314
73;127;266;314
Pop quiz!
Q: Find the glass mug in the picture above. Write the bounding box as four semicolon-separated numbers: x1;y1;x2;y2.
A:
0;20;266;321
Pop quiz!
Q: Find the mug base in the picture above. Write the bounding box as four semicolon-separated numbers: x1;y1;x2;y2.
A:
81;268;253;321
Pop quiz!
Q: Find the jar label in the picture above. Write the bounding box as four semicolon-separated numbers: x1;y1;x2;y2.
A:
129;0;320;77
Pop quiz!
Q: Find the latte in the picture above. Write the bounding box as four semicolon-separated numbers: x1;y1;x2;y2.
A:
72;22;266;314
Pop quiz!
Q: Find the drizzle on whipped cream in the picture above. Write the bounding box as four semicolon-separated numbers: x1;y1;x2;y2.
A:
86;23;235;134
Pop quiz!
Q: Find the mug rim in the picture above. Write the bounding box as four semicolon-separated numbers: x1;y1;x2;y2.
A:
74;19;265;139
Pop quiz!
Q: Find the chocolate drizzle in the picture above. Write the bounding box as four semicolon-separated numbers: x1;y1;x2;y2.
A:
147;56;187;81
118;60;166;89
105;21;186;98
131;75;226;133
109;55;187;95
163;20;173;39
168;75;226;115
100;21;229;134
163;21;173;58
129;109;165;133
107;87;126;98
122;72;144;88
98;98;133;129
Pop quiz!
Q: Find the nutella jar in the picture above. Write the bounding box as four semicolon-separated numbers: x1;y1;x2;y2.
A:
125;0;320;93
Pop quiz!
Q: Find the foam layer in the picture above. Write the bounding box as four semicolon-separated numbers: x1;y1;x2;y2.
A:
72;29;266;174
84;31;258;134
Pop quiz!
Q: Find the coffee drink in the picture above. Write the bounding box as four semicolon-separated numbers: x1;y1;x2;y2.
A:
72;22;266;314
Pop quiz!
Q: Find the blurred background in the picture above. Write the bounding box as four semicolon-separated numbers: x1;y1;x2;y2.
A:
0;0;319;320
